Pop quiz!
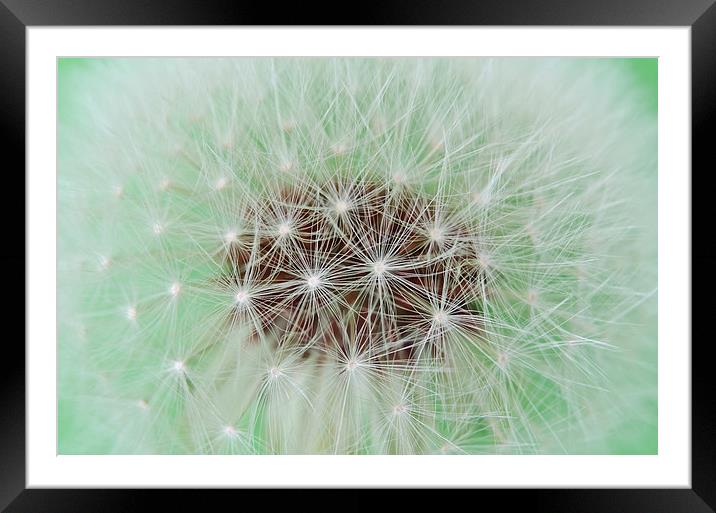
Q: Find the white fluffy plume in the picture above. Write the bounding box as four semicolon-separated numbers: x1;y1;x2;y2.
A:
58;58;657;454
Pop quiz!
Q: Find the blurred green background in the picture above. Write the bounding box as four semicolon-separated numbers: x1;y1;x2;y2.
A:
58;57;658;122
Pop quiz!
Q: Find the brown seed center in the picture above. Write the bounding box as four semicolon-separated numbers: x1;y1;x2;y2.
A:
220;181;485;363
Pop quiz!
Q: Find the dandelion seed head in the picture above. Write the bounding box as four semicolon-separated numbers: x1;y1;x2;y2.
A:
58;58;656;456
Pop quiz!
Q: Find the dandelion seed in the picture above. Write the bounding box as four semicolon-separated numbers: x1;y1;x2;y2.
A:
152;222;164;236
430;136;444;151
433;309;449;325
331;142;348;155
472;191;483;205
371;114;386;133
525;223;540;244
214;177;229;190
235;290;250;306
281;119;297;132
126;306;137;321
98;255;111;271
497;352;509;369
478;252;492;269
224;230;237;244
305;275;321;290
172;360;186;373
334;198;350;214
277;222;292;237
372;260;388;276
169;282;181;298
527;289;538;305
428;226;444;244
392;404;407;416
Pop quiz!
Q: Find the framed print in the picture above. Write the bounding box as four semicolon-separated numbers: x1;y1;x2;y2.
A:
4;0;712;511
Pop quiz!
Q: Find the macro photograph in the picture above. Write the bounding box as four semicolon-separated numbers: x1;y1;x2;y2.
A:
56;57;658;456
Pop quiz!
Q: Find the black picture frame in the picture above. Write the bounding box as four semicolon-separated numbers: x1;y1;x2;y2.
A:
3;1;711;511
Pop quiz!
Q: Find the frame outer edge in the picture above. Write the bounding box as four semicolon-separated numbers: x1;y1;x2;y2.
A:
4;0;714;510
691;1;716;510
0;0;27;511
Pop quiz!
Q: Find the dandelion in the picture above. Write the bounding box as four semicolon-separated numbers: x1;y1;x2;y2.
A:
58;57;657;454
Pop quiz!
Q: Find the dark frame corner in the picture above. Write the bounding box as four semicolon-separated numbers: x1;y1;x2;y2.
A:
4;1;713;511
